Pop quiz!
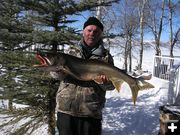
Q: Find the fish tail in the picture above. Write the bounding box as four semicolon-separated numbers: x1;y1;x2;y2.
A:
129;78;154;105
136;78;154;90
129;84;140;105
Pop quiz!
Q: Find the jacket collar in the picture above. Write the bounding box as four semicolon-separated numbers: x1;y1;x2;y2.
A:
78;39;105;58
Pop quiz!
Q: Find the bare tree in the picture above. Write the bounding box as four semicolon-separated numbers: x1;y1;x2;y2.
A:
147;0;166;56
96;0;103;20
168;0;180;57
118;0;139;72
89;0;120;51
137;0;148;70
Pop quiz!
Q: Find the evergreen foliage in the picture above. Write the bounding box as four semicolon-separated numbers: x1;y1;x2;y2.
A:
0;0;34;51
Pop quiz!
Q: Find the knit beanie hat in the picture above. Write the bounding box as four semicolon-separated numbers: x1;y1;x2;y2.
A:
83;17;104;31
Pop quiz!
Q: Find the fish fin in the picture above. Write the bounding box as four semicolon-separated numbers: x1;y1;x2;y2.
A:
138;74;152;80
136;78;154;90
110;79;124;92
129;78;154;105
129;84;139;105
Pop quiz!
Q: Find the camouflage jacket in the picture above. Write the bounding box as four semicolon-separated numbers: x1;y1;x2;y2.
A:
56;40;114;119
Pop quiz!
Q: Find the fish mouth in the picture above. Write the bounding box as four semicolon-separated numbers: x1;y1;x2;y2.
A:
33;54;50;67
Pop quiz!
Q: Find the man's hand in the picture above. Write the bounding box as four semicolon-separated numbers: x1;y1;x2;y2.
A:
99;75;109;83
94;75;110;84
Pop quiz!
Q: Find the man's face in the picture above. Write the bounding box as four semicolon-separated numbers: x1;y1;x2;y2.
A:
83;25;102;47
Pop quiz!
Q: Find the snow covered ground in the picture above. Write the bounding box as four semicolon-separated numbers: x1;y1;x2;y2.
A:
0;40;180;135
101;41;179;135
102;77;169;135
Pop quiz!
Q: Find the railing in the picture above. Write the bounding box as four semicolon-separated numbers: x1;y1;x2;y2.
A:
168;65;180;105
152;55;180;105
152;55;180;81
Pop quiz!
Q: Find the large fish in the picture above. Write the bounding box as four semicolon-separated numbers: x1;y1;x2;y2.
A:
33;52;154;105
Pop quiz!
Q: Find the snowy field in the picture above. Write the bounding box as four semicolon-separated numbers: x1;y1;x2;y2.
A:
102;77;169;135
101;41;179;135
0;40;179;135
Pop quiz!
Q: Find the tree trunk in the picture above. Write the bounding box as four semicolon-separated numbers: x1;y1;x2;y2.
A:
47;80;58;135
168;0;173;57
156;0;165;56
139;16;144;70
139;0;147;70
96;0;103;20
8;98;13;111
124;36;128;72
128;35;132;72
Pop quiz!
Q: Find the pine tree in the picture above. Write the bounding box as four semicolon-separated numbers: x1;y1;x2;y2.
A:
0;0;33;51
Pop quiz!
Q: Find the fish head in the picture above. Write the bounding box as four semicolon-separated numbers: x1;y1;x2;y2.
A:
33;52;68;79
33;51;65;68
33;52;51;67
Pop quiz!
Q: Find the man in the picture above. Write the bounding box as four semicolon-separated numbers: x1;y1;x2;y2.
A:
56;17;114;135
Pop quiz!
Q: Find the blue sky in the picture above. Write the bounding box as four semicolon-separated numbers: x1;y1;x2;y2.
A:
67;2;180;43
68;15;177;42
